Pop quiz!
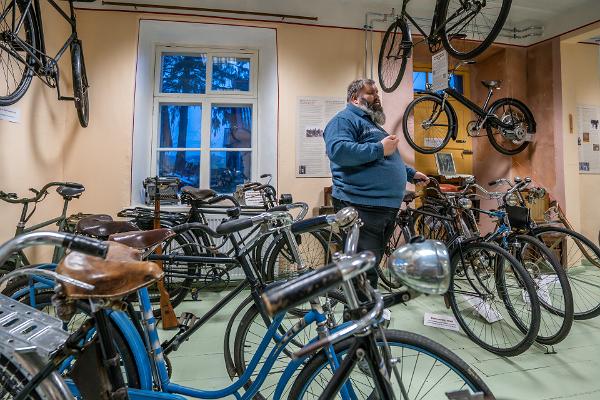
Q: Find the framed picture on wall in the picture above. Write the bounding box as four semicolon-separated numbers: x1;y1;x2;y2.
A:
435;152;457;176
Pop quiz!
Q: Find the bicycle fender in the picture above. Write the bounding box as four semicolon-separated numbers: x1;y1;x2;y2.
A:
224;295;254;379
108;310;154;390
449;103;459;141
489;97;537;133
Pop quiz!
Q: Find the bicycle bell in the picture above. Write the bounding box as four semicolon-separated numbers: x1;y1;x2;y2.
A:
388;237;450;295
335;207;359;230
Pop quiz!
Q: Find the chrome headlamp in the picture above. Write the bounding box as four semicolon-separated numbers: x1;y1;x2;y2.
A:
505;192;519;206
334;207;359;230
388;238;450;295
458;197;472;209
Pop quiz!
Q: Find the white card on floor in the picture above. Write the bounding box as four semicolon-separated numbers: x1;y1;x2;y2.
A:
462;295;503;323
424;313;460;331
0;106;19;123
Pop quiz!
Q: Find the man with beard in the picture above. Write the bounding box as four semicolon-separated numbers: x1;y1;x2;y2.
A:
324;78;429;291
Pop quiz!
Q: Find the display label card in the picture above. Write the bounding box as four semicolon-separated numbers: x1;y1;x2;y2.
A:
431;50;449;92
244;190;264;206
462;295;503;323
423;313;460;331
0;106;19;123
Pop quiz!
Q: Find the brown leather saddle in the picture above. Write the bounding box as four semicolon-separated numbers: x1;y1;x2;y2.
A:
108;228;176;250
481;80;502;90
181;186;216;201
75;214;138;238
56;242;163;300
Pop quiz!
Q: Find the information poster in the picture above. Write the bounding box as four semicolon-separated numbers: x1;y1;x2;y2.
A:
577;105;600;173
431;50;449;92
296;97;345;177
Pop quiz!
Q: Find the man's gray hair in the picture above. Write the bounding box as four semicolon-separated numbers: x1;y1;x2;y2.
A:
346;78;376;102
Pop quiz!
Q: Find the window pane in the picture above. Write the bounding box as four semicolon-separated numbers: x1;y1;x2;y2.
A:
158;151;200;188
449;75;464;94
159;104;201;148
160;53;207;94
413;72;427;91
211;57;250;91
210;105;252;148
210;151;251;193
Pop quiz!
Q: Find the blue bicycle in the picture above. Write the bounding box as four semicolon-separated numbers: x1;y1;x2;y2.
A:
0;227;493;399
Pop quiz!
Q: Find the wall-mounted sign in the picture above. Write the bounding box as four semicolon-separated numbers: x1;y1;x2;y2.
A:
296;96;345;178
577;105;600;174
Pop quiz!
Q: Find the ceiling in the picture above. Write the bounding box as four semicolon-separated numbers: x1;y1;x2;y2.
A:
86;0;600;46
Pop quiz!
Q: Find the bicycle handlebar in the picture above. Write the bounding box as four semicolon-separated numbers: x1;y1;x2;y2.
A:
0;181;83;204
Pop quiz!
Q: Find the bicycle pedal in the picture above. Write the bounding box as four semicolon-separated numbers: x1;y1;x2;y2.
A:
178;312;198;327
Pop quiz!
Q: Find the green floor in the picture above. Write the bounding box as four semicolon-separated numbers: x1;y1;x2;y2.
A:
158;290;600;400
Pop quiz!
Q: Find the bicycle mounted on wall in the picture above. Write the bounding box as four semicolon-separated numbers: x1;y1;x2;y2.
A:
378;0;512;92
0;0;90;127
403;61;536;156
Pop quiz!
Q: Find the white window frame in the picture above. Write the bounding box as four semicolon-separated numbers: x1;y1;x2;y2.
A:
131;21;277;206
151;46;259;190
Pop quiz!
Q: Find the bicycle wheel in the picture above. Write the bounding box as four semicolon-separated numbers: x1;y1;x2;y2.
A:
378;221;407;289
486;98;534;155
533;226;600;320
0;354;44;399
402;94;455;154
448;241;540;356
508;235;573;345
233;291;347;400
0;0;37;105
71;39;89;127
439;0;512;60
265;231;334;282
288;330;493;400
377;18;410;93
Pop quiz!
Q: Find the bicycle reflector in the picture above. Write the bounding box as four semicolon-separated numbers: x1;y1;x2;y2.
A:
388;238;450;295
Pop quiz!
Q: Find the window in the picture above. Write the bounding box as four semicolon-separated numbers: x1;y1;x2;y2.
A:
152;47;258;193
413;71;464;94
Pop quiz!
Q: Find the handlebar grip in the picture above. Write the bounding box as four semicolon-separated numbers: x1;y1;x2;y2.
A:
291;215;329;234
488;180;500;186
64;234;109;258
266;205;289;212
215;218;254;235
262;263;344;316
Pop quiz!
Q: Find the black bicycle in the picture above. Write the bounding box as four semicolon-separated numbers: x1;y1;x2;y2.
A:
403;61;536;155
378;0;512;92
0;0;90;126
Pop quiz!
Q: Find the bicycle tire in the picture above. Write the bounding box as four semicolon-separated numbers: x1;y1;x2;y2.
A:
448;241;540;356
402;94;455;154
8;290;141;388
149;233;199;318
439;0;512;60
70;39;89;127
265;231;332;282
0;0;37;105
0;354;44;399
509;235;573;345
233;291;347;400
533;226;600;320
486;98;533;156
377;18;410;93
288;329;494;400
378;220;406;289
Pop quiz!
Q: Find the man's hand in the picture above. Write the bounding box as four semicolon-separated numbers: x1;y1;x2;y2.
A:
413;171;430;185
381;135;399;156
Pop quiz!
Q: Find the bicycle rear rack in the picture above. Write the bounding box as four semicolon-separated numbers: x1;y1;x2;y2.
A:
0;294;69;359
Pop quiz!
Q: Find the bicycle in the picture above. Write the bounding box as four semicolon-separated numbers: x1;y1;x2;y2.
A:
403;61;536;156
0;181;85;274
383;180;541;356
378;0;512;92
0;0;90;126
435;177;574;345
0;232;493;399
